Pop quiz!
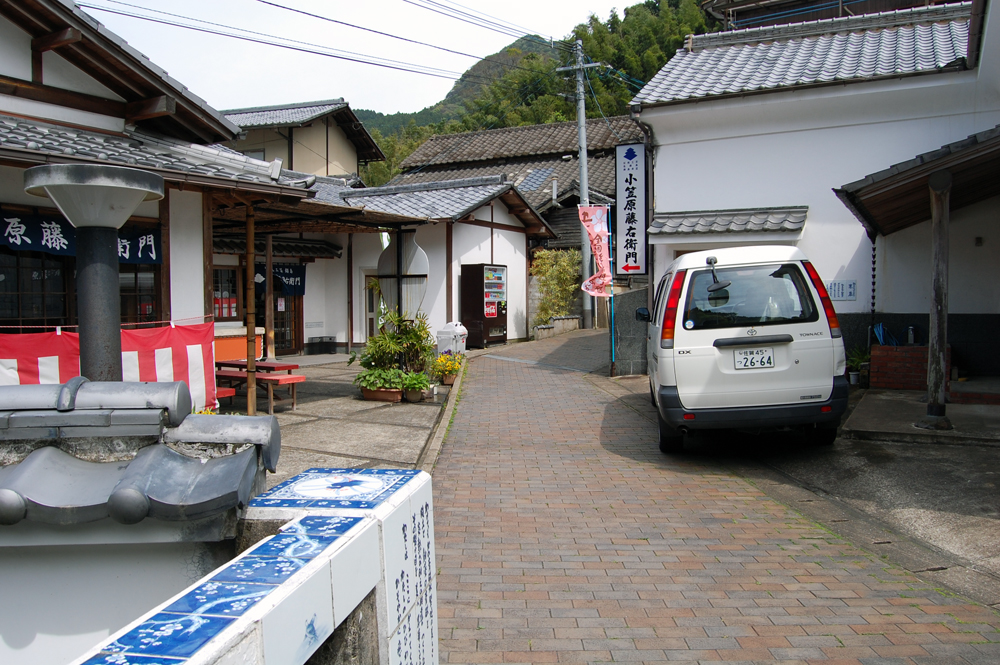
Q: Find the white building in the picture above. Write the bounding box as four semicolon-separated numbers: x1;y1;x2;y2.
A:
632;1;1000;373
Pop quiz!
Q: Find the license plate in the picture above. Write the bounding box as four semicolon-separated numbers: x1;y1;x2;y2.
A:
734;347;774;370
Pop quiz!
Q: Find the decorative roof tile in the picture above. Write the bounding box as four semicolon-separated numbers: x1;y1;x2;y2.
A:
0;115;304;189
340;176;513;221
651;207;808;234
633;3;971;106
223;99;348;128
400;117;643;168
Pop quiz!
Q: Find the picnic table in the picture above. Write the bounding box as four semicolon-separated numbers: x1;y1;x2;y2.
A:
214;359;305;414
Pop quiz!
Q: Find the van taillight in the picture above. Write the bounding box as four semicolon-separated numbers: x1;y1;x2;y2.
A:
802;261;841;339
660;269;687;348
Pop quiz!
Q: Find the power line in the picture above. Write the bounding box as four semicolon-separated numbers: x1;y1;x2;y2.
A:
253;0;570;83
80;2;465;79
254;0;482;61
585;68;625;142
401;0;573;54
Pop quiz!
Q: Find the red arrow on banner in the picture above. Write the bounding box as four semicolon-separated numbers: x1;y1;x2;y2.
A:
621;264;641;272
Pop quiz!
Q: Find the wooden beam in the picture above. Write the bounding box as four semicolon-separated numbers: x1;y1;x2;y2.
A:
0;74;124;117
203;192;214;319
923;170;952;428
126;95;176;123
31;27;82;52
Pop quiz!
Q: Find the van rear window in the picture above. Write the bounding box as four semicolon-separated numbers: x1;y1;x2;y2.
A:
681;263;818;330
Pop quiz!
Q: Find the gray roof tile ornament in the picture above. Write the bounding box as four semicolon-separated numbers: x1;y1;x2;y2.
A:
0;380;280;529
651;206;808;234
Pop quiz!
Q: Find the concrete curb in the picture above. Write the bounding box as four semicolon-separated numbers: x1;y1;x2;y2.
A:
842;426;1000;447
417;358;468;474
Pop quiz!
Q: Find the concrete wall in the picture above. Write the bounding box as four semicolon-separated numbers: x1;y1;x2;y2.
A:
0;541;232;665
168;190;205;323
415;222;448;329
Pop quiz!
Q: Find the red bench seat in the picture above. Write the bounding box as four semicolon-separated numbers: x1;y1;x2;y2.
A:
214;370;306;414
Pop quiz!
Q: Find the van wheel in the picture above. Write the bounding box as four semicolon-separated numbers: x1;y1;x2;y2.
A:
811;423;838;446
657;412;685;453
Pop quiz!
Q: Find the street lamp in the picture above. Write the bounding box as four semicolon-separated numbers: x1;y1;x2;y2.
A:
24;164;164;381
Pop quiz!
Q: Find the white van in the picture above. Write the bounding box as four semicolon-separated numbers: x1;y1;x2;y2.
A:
636;246;848;452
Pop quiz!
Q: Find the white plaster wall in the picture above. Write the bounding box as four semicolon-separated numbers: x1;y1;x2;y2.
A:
492;227;528;339
168;190;205;323
414;222;448;330
879;196;1000;314
643;70;1000;314
42;51;124;101
0;16;31;80
0;16;125;132
0;542;230;665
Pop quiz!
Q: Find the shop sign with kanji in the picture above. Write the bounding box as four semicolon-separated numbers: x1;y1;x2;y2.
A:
614;144;647;275
1;213;161;264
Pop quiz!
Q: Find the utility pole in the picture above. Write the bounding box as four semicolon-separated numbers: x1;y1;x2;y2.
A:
557;40;601;329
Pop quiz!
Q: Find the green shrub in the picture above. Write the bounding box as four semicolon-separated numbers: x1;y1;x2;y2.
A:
353;367;406;391
402;371;430;392
530;248;581;328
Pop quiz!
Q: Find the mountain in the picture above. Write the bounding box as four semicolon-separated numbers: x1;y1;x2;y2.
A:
355;36;561;135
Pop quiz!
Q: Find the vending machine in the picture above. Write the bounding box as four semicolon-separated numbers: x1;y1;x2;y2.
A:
460;263;507;348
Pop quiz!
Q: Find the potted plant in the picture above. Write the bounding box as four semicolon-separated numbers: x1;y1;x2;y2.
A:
348;293;437;401
432;351;463;385
846;346;871;386
353;367;405;402
402;371;430;403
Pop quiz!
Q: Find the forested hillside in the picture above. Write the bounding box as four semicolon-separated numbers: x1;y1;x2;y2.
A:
359;0;712;186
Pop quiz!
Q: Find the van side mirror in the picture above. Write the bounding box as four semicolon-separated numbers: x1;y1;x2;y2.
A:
635;307;650;322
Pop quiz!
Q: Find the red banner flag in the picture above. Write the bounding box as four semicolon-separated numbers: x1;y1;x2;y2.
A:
579;206;613;297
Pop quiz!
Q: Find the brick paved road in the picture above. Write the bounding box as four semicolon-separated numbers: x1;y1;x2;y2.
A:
432;333;1000;663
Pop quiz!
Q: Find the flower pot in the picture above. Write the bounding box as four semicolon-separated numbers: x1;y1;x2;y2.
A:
361;387;402;402
441;374;457;386
404;389;423;403
848;371;860;385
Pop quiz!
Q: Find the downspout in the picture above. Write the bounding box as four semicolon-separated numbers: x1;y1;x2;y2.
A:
630;103;655;312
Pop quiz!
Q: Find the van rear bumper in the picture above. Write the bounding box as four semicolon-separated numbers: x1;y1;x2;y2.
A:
657;376;849;430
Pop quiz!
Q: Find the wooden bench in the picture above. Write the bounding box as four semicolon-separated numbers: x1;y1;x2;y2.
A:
214;369;306;414
215;386;237;407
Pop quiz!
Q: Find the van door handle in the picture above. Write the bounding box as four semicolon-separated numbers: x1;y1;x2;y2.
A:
713;334;794;348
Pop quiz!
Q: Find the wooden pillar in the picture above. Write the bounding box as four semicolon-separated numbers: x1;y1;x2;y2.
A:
245;205;257;415
347;233;354;353
265;234;275;361
923;169;952;429
203;193;214;319
159;192;171;322
446;222;453;322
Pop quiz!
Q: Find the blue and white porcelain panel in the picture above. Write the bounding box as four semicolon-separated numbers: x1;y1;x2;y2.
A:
261;563;335;665
73;515;372;665
75;471;434;665
249;468;421;510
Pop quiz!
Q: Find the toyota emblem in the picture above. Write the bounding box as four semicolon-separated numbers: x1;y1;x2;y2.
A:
746;327;757;336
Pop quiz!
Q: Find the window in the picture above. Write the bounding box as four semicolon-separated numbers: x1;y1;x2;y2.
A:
682;263;818;330
243;149;265;161
120;264;160;325
213;268;241;321
0;247;70;329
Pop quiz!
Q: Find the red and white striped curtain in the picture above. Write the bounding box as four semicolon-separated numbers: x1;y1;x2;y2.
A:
0;322;217;410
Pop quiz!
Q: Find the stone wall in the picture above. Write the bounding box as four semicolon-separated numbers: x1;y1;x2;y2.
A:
611;288;648;376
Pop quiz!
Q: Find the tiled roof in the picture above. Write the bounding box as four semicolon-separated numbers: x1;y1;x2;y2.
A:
214;236;343;258
400;117;643;168
0;114;308;188
839;122;1000;192
223;99;348;128
340;176;515;221
393;151;620;211
650;207;808;234
633;3;971;106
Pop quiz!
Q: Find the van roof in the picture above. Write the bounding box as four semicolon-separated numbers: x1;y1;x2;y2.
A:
668;245;808;272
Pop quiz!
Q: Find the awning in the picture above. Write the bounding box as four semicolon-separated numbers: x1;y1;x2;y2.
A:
834;124;1000;238
213;236;342;259
650;206;808;235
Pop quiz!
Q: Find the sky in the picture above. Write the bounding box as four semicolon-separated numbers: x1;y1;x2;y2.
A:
81;0;627;114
